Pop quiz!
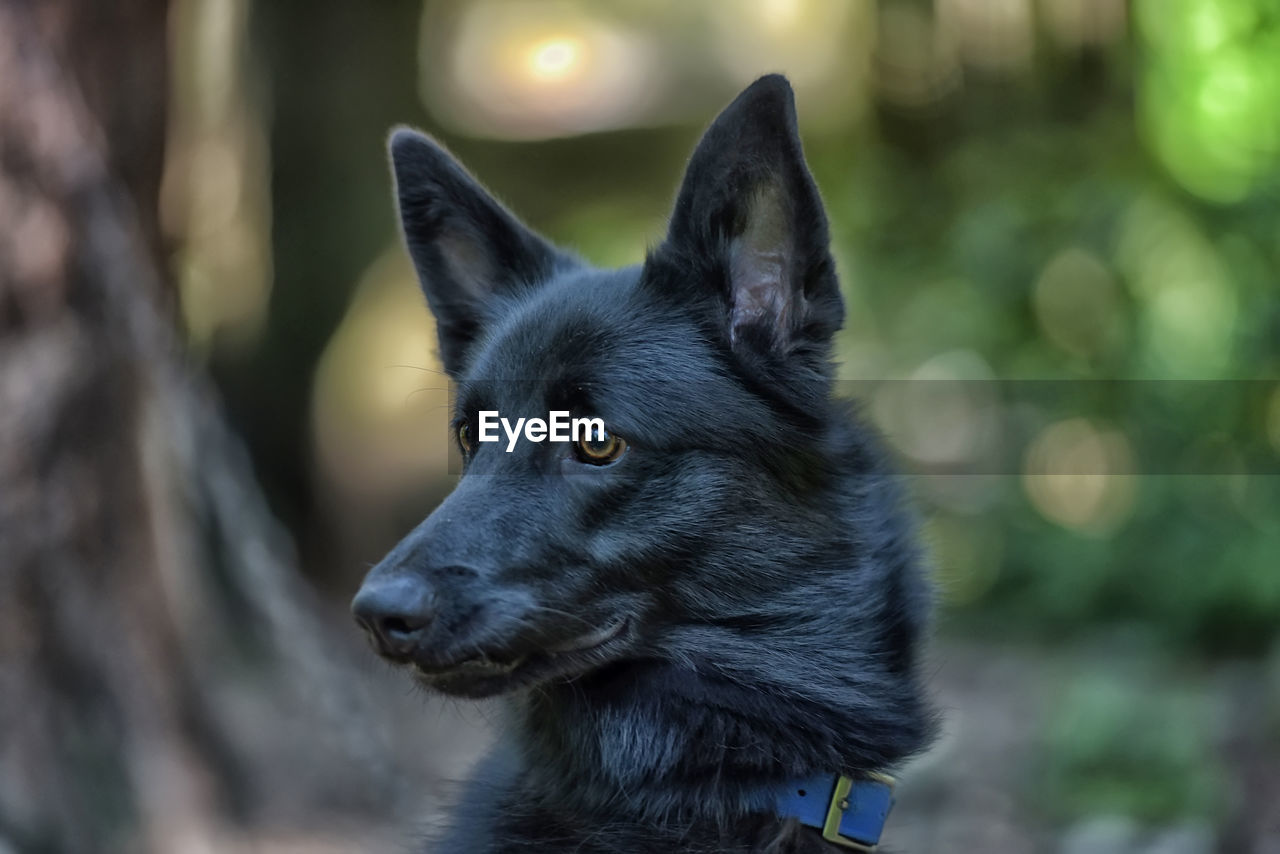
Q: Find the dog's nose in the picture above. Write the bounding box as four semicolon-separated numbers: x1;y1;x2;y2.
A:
351;573;436;659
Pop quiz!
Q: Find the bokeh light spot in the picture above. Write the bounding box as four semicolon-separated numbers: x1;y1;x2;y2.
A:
1033;247;1123;360
1115;195;1237;377
422;1;660;140
1023;418;1136;535
312;250;450;497
1136;0;1280;202
875;349;1000;468
528;36;583;82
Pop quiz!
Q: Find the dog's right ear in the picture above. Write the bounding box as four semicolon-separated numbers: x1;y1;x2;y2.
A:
389;128;566;376
650;76;842;383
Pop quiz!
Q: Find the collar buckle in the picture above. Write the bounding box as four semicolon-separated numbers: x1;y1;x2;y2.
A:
819;773;895;851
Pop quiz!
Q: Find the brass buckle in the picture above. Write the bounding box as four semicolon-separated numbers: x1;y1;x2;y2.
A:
819;773;895;851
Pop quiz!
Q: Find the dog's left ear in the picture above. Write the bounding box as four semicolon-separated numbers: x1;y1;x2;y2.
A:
389;128;570;377
655;75;843;363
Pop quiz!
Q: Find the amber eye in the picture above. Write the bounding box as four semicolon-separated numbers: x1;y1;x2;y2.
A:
575;424;627;465
457;422;474;455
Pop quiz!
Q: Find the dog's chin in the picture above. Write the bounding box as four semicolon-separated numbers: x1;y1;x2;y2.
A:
407;617;633;699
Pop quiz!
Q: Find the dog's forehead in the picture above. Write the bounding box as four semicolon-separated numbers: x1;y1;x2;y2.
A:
456;266;743;427
467;267;655;385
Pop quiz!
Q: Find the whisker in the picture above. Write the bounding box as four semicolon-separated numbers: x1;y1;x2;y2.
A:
386;363;449;376
405;387;451;402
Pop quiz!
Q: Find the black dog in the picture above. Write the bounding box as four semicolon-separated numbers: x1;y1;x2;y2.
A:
352;75;935;853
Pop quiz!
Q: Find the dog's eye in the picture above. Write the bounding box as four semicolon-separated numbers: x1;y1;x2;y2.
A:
575;425;627;465
457;422;474;455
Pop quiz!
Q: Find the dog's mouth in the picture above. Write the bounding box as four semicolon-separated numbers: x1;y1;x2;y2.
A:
408;616;632;697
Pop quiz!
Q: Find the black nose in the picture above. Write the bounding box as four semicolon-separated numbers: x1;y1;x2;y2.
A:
351;573;435;659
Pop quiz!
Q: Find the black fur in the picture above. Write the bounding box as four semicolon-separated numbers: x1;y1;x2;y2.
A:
353;75;936;853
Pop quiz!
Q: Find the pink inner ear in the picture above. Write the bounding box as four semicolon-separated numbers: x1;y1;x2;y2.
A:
727;184;795;347
729;247;791;346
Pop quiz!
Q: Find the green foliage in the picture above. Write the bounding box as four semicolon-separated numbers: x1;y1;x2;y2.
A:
1136;0;1280;203
1040;670;1225;824
793;88;1280;653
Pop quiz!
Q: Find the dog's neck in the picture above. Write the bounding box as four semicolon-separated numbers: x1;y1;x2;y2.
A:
509;653;931;826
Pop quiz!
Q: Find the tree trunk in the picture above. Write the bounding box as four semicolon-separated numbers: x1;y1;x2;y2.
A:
0;4;424;851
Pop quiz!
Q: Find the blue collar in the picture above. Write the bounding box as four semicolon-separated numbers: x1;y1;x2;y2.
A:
773;773;895;850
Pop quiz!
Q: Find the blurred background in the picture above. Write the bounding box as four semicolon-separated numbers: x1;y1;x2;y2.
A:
1;0;1278;852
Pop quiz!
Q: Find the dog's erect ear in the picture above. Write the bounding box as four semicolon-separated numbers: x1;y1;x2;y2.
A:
657;75;842;362
389;128;567;376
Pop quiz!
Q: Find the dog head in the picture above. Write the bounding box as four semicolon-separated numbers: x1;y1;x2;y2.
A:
353;75;928;734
